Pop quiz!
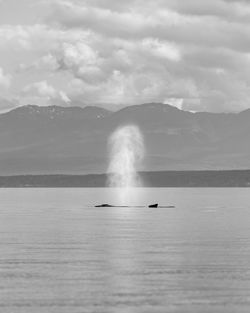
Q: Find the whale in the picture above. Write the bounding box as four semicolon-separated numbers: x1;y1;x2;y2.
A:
95;203;175;208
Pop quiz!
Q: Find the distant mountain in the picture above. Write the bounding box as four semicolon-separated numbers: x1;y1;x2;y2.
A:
0;103;250;175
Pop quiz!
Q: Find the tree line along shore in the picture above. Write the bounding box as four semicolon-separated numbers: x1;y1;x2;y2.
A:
0;170;250;187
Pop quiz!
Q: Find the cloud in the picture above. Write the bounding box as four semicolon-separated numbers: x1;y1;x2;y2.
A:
19;53;60;72
23;80;71;104
1;0;250;112
141;38;181;62
163;0;250;21
46;1;250;53
41;0;250;111
0;68;12;89
47;1;155;38
58;41;106;84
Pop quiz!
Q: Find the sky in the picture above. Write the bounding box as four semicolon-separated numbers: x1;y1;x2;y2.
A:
0;0;250;112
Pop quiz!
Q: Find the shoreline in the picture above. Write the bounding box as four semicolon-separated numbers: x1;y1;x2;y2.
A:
0;170;249;187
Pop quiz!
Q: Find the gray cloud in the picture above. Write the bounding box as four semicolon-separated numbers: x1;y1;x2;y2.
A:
47;1;250;53
0;0;250;112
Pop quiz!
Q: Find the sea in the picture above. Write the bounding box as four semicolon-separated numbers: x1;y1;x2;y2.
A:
0;188;250;313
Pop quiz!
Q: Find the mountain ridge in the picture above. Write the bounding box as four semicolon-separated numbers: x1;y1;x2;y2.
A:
0;102;250;175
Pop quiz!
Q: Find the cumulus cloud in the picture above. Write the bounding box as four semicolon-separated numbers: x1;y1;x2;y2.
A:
33;0;249;111
23;80;70;104
59;41;105;84
1;0;250;112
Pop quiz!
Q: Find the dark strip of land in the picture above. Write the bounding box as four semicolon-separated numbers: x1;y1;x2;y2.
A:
0;170;250;187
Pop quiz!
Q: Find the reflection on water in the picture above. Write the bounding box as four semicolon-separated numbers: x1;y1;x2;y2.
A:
0;188;250;312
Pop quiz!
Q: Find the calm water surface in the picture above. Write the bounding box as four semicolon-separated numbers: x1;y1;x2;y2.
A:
0;188;250;313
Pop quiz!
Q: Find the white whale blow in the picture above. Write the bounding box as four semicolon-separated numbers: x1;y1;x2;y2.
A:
107;125;144;189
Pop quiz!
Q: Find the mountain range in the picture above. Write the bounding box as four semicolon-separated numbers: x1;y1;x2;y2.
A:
1;103;250;175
